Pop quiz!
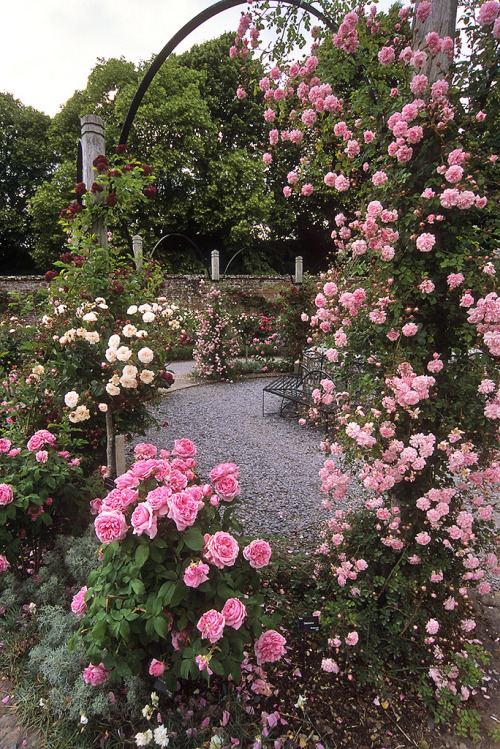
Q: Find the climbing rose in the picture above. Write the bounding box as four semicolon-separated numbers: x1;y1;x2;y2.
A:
254;630;287;665
416;233;436;252
426;619;440;634
477;1;499;24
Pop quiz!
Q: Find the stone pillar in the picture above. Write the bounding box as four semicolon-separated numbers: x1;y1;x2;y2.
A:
80;114;108;251
133;234;143;269
211;250;220;281
294;256;303;285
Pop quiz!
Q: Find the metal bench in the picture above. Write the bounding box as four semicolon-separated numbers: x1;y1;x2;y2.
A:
262;363;338;417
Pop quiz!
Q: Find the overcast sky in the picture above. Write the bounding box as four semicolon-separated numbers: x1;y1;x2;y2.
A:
1;0;396;118
0;0;246;116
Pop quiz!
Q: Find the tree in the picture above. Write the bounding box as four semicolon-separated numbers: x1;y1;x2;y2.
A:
0;94;54;272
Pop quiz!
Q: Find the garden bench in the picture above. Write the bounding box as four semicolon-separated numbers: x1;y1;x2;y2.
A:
262;348;365;422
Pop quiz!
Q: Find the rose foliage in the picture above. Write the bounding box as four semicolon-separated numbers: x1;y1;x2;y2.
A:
235;0;499;717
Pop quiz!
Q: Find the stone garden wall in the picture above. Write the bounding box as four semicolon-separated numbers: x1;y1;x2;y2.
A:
0;274;298;311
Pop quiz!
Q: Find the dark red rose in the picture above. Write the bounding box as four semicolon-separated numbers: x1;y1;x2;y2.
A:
44;270;57;282
115;144;130;155
143;185;157;199
93;155;109;172
74;182;87;196
91;182;104;193
141;165;153;176
107;169;121;178
161;371;175;385
122;164;134;172
59;252;73;264
106;192;118;207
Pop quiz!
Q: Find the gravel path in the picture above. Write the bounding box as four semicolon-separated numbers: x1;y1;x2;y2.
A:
134;369;331;550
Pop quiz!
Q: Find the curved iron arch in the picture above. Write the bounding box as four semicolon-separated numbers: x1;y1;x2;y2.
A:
119;0;337;145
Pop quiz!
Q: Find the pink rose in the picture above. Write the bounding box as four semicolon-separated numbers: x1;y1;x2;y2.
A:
197;609;225;643
0;439;11;453
171;627;191;651
83;662;111;686
145;486;171;516
214;475;241;502
209;462;239;484
94;510;128;544
425;619;439;634
345;631;359;646
168;491;203;531
134;443;158;460
183;561;210;588
71;586;88;618
0;555;10;572
148;658;165;676
222;598;247;629
402;323;418;337
173;439;197;458
203;532;239;569
131;503;157;539
0;484;14;505
254;630;287;665
243;539;272;569
27;429;55;451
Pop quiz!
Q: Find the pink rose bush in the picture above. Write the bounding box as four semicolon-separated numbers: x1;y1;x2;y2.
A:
0;430;97;575
232;0;499;715
73;440;283;691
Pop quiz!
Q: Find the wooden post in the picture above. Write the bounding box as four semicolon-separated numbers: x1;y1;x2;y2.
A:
80;115;108;252
211;250;220;281
133;234;143;269
413;0;458;82
294;256;303;285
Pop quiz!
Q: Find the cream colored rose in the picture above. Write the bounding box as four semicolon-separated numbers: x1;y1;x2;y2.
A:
138;347;154;364
122;324;137;338
108;334;120;349
64;391;79;408
140;370;155;384
106;382;120;396
116;346;133;362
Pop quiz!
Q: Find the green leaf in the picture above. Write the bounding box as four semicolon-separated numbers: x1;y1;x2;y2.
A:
135;544;150;569
131;578;146;596
153;615;170;639
182;526;204;551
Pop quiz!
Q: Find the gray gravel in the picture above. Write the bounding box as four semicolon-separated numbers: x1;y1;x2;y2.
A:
134;372;331;548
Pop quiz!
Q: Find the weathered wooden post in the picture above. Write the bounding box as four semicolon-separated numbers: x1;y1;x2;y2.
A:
211;250;220;281
133;234;143;269
294;256;303;285
413;0;458;81
80;115;108;252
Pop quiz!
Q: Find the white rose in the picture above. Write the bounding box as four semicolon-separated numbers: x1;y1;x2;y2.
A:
140;370;155;384
122;324;137;338
82;312;98;322
138;347;154;364
142;312;155;323
105;348;117;363
75;405;90;421
85;331;100;344
116;346;133;362
106;382;120;396
108;334;120;349
127;305;138;315
64;391;79;408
